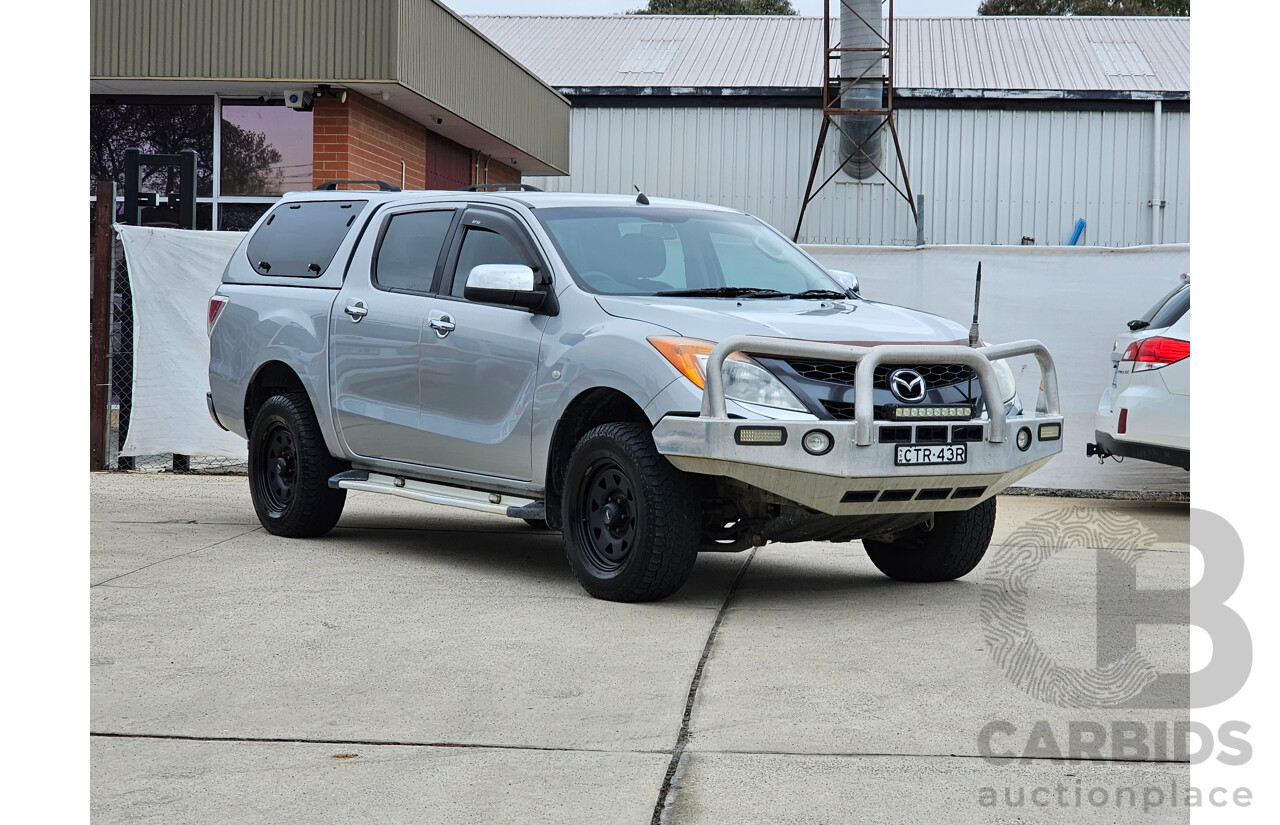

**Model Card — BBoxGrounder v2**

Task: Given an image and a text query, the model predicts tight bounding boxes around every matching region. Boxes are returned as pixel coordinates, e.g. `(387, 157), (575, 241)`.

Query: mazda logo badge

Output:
(889, 368), (927, 403)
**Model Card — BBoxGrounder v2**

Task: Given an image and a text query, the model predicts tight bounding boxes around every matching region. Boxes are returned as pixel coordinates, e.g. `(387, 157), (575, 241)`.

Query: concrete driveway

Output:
(91, 474), (1190, 823)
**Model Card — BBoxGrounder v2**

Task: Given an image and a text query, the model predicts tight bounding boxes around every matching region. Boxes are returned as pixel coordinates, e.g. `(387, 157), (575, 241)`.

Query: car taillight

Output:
(208, 295), (229, 336)
(1120, 336), (1189, 371)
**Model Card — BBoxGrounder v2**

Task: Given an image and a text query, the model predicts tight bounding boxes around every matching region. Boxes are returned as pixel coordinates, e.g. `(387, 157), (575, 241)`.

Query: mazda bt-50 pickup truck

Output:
(208, 190), (1063, 601)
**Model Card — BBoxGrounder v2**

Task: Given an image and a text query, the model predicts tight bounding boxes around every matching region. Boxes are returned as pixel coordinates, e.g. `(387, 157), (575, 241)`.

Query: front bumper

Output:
(651, 335), (1064, 516)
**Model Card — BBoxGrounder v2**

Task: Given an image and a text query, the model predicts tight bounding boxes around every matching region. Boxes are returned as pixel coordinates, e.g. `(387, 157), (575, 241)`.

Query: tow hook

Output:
(1085, 442), (1112, 464)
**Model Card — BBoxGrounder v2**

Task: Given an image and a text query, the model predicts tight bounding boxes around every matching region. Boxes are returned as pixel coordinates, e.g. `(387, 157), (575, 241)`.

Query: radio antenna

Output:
(634, 184), (650, 206)
(968, 261), (982, 347)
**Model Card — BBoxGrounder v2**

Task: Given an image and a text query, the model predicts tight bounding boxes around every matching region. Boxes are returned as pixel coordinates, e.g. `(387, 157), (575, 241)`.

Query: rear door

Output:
(415, 206), (549, 481)
(330, 203), (460, 464)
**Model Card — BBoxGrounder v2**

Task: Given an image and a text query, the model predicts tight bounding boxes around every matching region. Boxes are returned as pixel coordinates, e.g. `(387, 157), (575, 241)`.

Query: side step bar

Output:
(329, 470), (540, 518)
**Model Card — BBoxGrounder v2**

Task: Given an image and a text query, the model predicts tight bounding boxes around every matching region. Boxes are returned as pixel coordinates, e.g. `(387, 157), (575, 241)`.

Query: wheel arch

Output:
(542, 387), (651, 530)
(244, 360), (309, 429)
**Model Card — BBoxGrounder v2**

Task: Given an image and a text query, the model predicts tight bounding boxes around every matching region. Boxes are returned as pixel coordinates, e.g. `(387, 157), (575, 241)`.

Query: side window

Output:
(1147, 287), (1190, 330)
(374, 210), (455, 293)
(247, 200), (366, 277)
(451, 226), (527, 299)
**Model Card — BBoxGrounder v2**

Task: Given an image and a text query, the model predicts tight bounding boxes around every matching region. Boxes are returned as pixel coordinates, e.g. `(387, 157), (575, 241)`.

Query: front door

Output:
(416, 207), (548, 481)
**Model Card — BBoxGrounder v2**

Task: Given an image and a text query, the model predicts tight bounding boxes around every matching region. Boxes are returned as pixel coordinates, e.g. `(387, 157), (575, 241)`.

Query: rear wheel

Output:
(862, 498), (996, 582)
(562, 422), (700, 602)
(248, 393), (347, 537)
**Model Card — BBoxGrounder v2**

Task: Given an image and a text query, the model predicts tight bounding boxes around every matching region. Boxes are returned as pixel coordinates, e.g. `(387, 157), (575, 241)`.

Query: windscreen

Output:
(535, 207), (843, 297)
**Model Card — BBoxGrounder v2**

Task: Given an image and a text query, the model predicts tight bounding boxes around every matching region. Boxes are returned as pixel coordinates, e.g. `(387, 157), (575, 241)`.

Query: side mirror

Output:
(828, 269), (859, 297)
(464, 264), (546, 310)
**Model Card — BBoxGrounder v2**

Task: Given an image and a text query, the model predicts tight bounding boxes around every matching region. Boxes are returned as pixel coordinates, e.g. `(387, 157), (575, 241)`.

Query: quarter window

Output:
(375, 210), (455, 293)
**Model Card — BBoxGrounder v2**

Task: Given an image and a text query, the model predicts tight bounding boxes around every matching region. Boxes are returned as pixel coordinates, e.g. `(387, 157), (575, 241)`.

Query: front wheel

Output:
(862, 498), (996, 582)
(562, 422), (701, 602)
(248, 393), (347, 537)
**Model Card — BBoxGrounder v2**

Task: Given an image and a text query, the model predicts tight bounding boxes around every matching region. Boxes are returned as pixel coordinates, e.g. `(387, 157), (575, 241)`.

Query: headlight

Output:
(991, 358), (1018, 404)
(648, 336), (808, 413)
(980, 341), (1019, 404)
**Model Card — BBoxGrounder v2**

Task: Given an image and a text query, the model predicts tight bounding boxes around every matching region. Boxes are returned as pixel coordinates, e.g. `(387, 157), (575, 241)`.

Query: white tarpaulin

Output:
(116, 225), (248, 459)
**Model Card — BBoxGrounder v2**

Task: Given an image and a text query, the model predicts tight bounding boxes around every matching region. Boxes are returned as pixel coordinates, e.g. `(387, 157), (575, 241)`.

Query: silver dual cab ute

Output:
(208, 189), (1063, 601)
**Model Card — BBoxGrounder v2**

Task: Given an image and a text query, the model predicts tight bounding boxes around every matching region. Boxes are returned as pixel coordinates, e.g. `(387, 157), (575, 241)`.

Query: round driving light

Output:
(802, 429), (833, 456)
(1016, 427), (1032, 452)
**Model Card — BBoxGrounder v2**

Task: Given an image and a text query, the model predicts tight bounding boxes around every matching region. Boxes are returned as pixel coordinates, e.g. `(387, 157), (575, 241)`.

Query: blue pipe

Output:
(1068, 219), (1086, 246)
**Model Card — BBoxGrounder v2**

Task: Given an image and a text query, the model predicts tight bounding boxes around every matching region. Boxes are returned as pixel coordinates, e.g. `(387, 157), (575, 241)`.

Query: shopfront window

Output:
(89, 96), (315, 234)
(220, 103), (313, 196)
(89, 100), (214, 197)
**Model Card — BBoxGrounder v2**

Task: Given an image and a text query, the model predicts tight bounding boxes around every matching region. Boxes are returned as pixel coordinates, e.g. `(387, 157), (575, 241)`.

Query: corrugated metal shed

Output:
(523, 106), (1190, 248)
(465, 14), (1189, 97)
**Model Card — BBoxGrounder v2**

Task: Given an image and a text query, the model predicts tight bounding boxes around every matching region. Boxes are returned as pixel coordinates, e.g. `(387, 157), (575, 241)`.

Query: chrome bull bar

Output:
(699, 335), (1061, 444)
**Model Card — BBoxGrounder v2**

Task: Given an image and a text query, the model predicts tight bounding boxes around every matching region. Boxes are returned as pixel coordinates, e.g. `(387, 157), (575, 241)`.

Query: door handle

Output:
(344, 301), (369, 322)
(428, 313), (456, 337)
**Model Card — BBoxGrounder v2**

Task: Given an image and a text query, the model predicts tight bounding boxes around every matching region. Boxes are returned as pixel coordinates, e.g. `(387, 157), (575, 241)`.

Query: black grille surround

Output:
(758, 356), (983, 422)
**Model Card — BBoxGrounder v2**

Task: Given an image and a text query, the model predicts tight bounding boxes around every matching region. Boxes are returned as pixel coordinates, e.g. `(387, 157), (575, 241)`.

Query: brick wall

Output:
(314, 90), (486, 191)
(475, 155), (521, 187)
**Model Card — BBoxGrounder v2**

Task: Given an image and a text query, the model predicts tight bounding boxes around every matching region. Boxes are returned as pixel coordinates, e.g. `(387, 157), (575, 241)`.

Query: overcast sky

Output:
(445, 1), (981, 16)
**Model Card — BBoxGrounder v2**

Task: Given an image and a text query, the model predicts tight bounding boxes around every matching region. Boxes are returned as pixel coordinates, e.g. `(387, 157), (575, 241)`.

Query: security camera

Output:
(283, 91), (314, 111)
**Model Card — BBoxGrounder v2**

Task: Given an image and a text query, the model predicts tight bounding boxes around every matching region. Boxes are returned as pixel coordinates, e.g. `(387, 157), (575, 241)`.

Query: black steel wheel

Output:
(562, 422), (700, 602)
(578, 458), (638, 572)
(248, 393), (347, 537)
(862, 497), (996, 582)
(256, 422), (298, 513)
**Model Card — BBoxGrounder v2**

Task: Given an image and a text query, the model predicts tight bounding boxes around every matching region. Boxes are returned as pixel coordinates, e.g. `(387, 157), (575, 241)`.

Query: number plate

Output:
(895, 444), (968, 466)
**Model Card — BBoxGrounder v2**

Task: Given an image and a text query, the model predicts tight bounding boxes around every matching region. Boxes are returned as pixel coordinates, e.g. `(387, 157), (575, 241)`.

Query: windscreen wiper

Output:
(654, 287), (787, 298)
(785, 289), (850, 299)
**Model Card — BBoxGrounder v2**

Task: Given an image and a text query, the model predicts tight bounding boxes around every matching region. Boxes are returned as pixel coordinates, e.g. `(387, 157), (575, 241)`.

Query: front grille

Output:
(821, 399), (858, 420)
(787, 358), (859, 386)
(786, 359), (976, 391)
(873, 363), (976, 388)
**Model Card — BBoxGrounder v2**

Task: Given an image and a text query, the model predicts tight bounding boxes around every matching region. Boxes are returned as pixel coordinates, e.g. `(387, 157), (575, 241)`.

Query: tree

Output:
(220, 123), (284, 196)
(978, 1), (1189, 14)
(631, 0), (797, 14)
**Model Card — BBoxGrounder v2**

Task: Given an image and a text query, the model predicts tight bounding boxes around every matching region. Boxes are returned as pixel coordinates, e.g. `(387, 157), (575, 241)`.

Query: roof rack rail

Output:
(459, 183), (543, 192)
(316, 180), (401, 191)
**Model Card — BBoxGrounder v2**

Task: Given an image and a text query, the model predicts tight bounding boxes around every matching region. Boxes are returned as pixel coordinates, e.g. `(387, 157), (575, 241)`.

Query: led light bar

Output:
(735, 426), (787, 445)
(1038, 423), (1062, 441)
(890, 405), (974, 421)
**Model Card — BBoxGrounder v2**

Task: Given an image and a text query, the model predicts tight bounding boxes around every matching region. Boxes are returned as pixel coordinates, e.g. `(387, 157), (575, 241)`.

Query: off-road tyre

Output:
(562, 422), (701, 601)
(248, 393), (347, 537)
(862, 497), (996, 582)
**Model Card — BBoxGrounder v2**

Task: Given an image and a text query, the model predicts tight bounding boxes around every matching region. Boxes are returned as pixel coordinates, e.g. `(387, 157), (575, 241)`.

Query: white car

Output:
(1088, 280), (1190, 470)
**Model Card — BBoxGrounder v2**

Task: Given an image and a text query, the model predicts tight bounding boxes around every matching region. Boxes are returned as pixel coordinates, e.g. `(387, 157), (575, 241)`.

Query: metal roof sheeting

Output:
(894, 16), (1188, 93)
(465, 14), (1189, 96)
(465, 14), (822, 90)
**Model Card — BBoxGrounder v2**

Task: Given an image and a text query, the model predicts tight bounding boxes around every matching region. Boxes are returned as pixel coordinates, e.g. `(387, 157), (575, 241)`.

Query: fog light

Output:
(735, 426), (787, 445)
(1016, 427), (1032, 451)
(1038, 423), (1061, 441)
(802, 429), (833, 456)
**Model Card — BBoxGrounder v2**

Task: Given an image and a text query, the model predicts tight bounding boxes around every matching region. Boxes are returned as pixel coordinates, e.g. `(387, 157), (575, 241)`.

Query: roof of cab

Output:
(277, 189), (742, 213)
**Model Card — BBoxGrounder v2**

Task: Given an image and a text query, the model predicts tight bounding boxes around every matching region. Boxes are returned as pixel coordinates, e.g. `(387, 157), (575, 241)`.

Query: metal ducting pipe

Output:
(839, 0), (885, 180)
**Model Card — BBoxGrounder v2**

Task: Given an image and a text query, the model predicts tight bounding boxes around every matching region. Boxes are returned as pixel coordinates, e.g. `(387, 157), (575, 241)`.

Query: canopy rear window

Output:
(248, 200), (366, 278)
